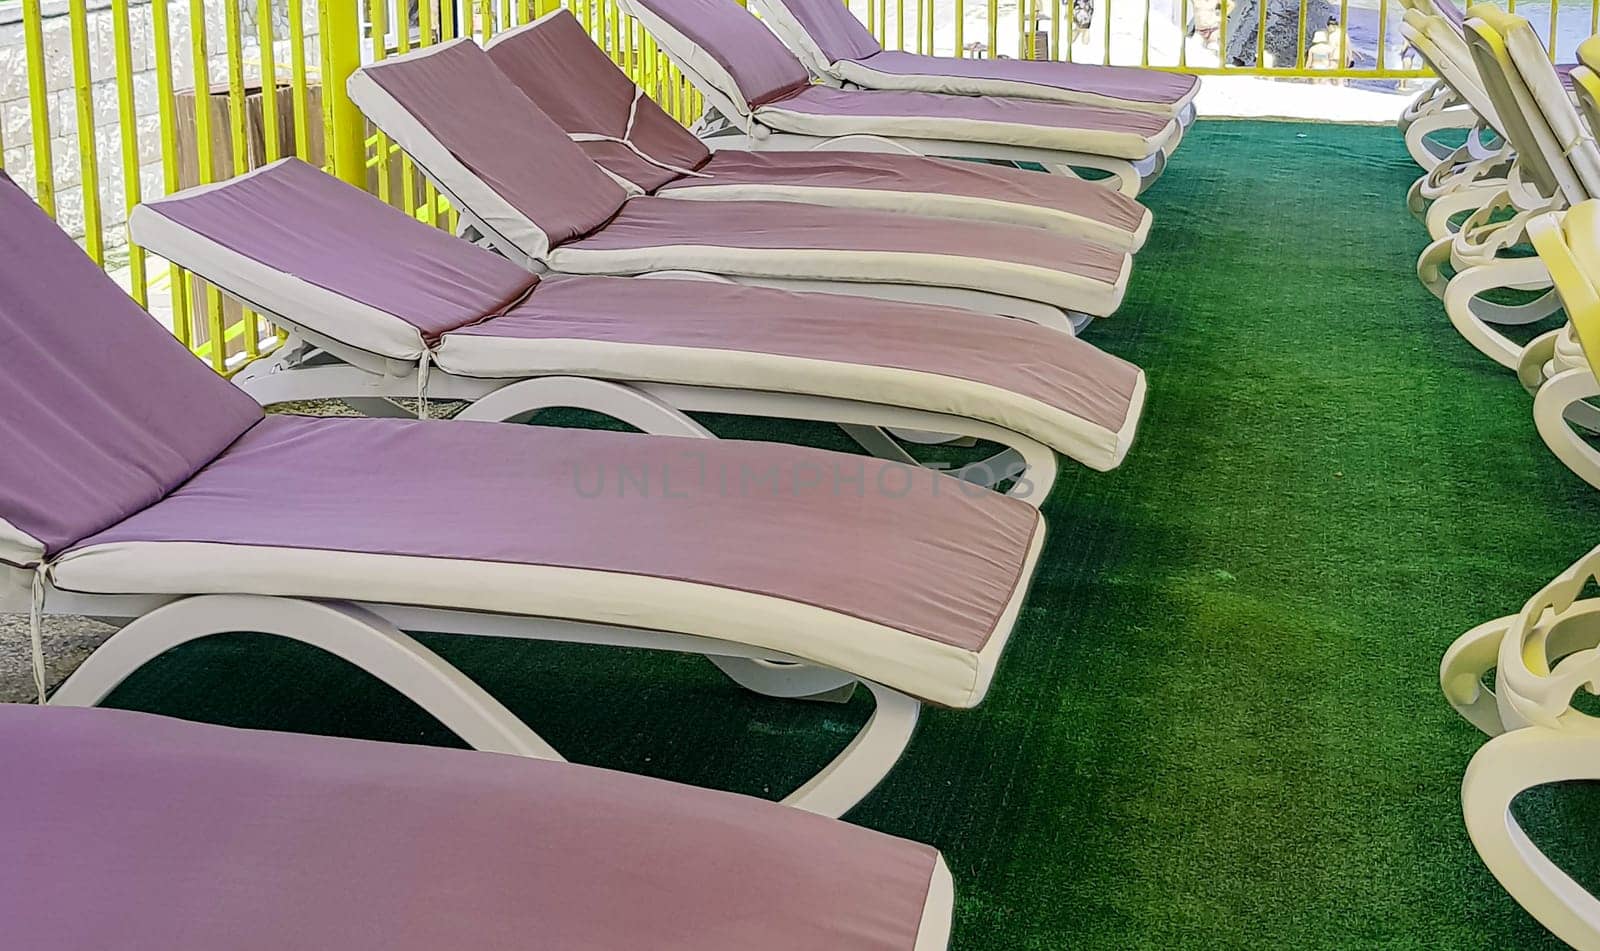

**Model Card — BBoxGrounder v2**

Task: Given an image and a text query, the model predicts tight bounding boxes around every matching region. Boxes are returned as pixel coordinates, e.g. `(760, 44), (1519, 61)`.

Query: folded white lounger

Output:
(1, 167), (1044, 818)
(1420, 7), (1600, 370)
(6, 705), (954, 950)
(129, 159), (1147, 497)
(749, 0), (1198, 124)
(483, 11), (1152, 251)
(1522, 202), (1600, 490)
(347, 39), (1135, 332)
(1438, 546), (1600, 951)
(614, 0), (1180, 195)
(1399, 4), (1517, 230)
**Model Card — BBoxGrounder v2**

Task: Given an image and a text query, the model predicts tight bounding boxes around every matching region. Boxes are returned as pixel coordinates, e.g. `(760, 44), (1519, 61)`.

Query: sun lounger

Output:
(483, 11), (1152, 251)
(1417, 7), (1599, 370)
(748, 0), (1198, 125)
(0, 167), (1045, 818)
(4, 705), (955, 950)
(1438, 545), (1600, 950)
(612, 0), (1179, 195)
(128, 159), (1147, 495)
(347, 39), (1134, 331)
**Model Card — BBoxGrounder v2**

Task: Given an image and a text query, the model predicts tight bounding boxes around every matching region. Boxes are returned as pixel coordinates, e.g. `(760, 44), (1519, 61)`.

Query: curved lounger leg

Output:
(708, 656), (859, 702)
(1425, 185), (1510, 241)
(1418, 234), (1457, 301)
(1517, 329), (1564, 395)
(781, 681), (920, 817)
(1043, 157), (1143, 197)
(1463, 727), (1600, 950)
(453, 375), (714, 437)
(1535, 369), (1600, 490)
(1441, 600), (1600, 736)
(1405, 108), (1481, 172)
(49, 594), (562, 759)
(1442, 614), (1516, 736)
(1443, 259), (1558, 369)
(53, 595), (922, 817)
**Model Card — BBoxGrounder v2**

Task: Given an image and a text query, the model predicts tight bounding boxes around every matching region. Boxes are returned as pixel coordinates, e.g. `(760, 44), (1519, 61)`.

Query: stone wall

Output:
(0, 0), (321, 242)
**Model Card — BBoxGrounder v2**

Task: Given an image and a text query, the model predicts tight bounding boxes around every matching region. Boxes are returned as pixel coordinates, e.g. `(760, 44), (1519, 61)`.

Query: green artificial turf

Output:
(100, 120), (1600, 948)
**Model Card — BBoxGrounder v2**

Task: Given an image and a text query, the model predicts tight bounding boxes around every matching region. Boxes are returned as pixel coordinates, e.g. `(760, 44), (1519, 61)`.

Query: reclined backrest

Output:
(131, 159), (540, 360)
(620, 0), (815, 117)
(1464, 7), (1578, 202)
(348, 39), (631, 265)
(0, 171), (263, 567)
(748, 0), (881, 76)
(1529, 202), (1600, 376)
(1401, 10), (1502, 129)
(1491, 9), (1600, 200)
(485, 11), (712, 193)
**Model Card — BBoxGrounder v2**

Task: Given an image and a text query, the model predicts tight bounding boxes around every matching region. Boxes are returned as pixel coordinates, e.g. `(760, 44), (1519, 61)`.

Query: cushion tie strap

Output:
(28, 565), (47, 704)
(568, 88), (712, 180)
(416, 349), (433, 421)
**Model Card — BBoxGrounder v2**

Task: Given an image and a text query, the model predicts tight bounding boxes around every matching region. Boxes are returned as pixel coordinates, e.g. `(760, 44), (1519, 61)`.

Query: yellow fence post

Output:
(323, 2), (368, 187)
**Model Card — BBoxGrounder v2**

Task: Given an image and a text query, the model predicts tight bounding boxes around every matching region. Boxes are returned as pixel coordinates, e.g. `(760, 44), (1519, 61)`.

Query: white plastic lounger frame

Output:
(612, 0), (1171, 197)
(345, 42), (1109, 335)
(7, 379), (1042, 822)
(1439, 545), (1600, 949)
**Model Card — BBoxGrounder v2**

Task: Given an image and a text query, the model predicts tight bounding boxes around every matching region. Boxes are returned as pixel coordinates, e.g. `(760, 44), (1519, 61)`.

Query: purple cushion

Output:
(359, 40), (630, 246)
(855, 50), (1201, 106)
(487, 11), (711, 193)
(145, 160), (538, 343)
(630, 0), (815, 106)
(69, 415), (1041, 652)
(768, 0), (883, 61)
(564, 194), (1129, 286)
(0, 170), (262, 562)
(661, 148), (1151, 235)
(2, 705), (944, 951)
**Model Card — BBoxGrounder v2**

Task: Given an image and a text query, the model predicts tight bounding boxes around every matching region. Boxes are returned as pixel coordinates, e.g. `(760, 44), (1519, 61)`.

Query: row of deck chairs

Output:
(1401, 4), (1600, 946)
(2, 5), (1203, 948)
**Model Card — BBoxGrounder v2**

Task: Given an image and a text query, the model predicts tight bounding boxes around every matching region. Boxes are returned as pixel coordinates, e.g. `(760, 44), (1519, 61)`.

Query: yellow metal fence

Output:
(0, 0), (1588, 374)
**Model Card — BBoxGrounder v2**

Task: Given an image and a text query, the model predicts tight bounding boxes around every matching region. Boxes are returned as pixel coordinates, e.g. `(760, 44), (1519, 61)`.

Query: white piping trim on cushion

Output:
(546, 244), (1128, 315)
(656, 180), (1147, 250)
(51, 540), (1025, 709)
(752, 100), (1167, 161)
(130, 197), (430, 362)
(348, 43), (557, 266)
(431, 335), (1140, 470)
(914, 854), (956, 951)
(831, 58), (1196, 117)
